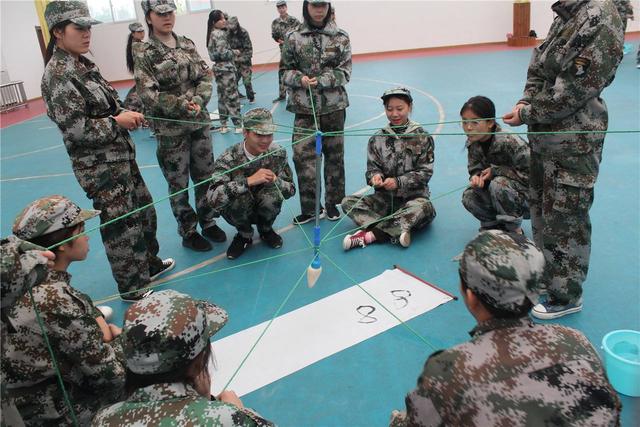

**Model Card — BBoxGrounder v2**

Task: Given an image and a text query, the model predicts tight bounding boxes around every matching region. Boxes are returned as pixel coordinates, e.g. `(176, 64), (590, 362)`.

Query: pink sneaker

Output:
(343, 230), (368, 251)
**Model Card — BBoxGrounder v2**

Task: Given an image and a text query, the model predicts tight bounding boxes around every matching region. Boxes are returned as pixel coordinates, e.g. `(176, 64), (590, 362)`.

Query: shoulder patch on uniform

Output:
(571, 57), (591, 77)
(337, 28), (350, 38)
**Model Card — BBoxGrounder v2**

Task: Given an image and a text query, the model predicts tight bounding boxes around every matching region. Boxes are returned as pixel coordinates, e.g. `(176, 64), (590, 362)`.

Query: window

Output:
(86, 0), (136, 24)
(174, 0), (214, 15)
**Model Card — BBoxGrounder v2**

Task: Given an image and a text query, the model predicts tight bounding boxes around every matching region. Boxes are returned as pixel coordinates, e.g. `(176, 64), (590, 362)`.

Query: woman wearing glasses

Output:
(460, 96), (530, 234)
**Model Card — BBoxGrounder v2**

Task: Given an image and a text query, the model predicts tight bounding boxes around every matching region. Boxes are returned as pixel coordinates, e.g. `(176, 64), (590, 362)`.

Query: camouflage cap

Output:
(141, 0), (177, 15)
(44, 1), (101, 29)
(276, 1), (287, 6)
(129, 22), (144, 32)
(227, 16), (239, 30)
(12, 195), (100, 241)
(244, 108), (277, 135)
(459, 230), (545, 312)
(122, 289), (228, 374)
(307, 0), (329, 4)
(381, 87), (413, 103)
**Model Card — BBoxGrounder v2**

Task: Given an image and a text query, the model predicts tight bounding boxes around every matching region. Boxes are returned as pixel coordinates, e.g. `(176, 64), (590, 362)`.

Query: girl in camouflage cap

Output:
(122, 22), (146, 114)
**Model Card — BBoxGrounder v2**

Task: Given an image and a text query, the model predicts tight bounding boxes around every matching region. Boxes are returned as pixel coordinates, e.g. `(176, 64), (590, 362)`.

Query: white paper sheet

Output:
(210, 268), (454, 396)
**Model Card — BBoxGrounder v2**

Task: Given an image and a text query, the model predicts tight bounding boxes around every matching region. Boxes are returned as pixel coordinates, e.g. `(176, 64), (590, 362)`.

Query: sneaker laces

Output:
(346, 231), (367, 249)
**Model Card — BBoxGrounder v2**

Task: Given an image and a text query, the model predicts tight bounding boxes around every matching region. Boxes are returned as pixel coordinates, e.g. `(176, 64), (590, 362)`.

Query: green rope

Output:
(323, 129), (640, 138)
(320, 251), (439, 351)
(143, 114), (317, 133)
(221, 265), (308, 392)
(321, 185), (373, 243)
(307, 86), (321, 133)
(273, 180), (314, 248)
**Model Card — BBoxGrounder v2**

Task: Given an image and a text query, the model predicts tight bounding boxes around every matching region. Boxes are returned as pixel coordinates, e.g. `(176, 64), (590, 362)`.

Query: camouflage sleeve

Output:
(186, 40), (213, 108)
(271, 20), (280, 42)
(208, 31), (234, 63)
(46, 75), (120, 148)
(1, 237), (49, 309)
(274, 152), (296, 199)
(365, 135), (385, 184)
(397, 133), (434, 191)
(519, 20), (561, 104)
(133, 48), (191, 117)
(467, 145), (484, 177)
(207, 152), (250, 210)
(317, 33), (352, 89)
(519, 16), (623, 124)
(43, 293), (125, 399)
(241, 29), (253, 58)
(491, 135), (530, 183)
(281, 34), (304, 88)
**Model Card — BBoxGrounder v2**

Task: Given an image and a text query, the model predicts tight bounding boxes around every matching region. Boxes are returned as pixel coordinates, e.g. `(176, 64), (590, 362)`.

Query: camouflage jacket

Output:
(366, 121), (434, 200)
(41, 48), (135, 170)
(134, 33), (213, 137)
(466, 125), (530, 189)
(92, 382), (274, 426)
(207, 142), (295, 212)
(2, 270), (125, 425)
(0, 236), (49, 310)
(208, 28), (237, 73)
(281, 21), (351, 115)
(613, 0), (634, 19)
(518, 0), (623, 155)
(271, 15), (300, 46)
(228, 26), (253, 65)
(391, 317), (621, 427)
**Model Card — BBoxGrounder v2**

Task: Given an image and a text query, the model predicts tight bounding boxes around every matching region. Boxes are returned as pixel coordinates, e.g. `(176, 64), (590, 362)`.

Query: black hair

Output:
(125, 33), (135, 74)
(460, 95), (497, 131)
(302, 1), (332, 28)
(383, 94), (413, 107)
(144, 11), (154, 36)
(459, 271), (533, 319)
(45, 20), (72, 65)
(28, 223), (82, 254)
(125, 343), (212, 396)
(206, 10), (225, 47)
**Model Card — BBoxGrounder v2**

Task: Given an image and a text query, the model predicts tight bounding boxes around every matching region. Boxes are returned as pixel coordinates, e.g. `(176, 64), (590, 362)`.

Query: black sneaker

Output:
(121, 289), (154, 302)
(293, 208), (327, 225)
(149, 258), (176, 281)
(202, 225), (227, 242)
(325, 205), (341, 221)
(227, 234), (253, 259)
(260, 229), (283, 249)
(272, 96), (286, 103)
(238, 92), (247, 99)
(182, 232), (212, 252)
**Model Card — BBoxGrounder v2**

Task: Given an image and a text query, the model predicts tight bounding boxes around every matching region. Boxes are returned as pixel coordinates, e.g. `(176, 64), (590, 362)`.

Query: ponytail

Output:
(126, 33), (135, 74)
(44, 20), (72, 65)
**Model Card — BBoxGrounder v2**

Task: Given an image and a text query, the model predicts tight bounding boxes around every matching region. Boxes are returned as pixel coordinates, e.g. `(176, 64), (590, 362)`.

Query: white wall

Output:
(2, 0), (639, 100)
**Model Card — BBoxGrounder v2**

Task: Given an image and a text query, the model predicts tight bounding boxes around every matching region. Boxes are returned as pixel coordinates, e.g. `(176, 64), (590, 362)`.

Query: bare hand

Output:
(470, 174), (484, 189)
(187, 102), (201, 114)
(96, 316), (113, 343)
(217, 390), (244, 408)
(382, 177), (398, 191)
(370, 174), (384, 188)
(114, 111), (144, 131)
(502, 104), (524, 126)
(479, 167), (492, 182)
(301, 76), (318, 89)
(108, 324), (122, 338)
(277, 39), (284, 45)
(247, 168), (276, 186)
(40, 250), (55, 268)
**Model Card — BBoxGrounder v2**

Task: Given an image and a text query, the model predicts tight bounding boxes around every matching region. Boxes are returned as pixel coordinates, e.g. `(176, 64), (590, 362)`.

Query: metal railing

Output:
(1, 81), (28, 113)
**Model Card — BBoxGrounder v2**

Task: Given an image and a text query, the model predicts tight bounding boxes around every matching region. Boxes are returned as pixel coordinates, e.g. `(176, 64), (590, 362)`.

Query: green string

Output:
(321, 185), (373, 243)
(307, 86), (321, 133)
(323, 129), (640, 138)
(320, 251), (439, 351)
(273, 180), (314, 248)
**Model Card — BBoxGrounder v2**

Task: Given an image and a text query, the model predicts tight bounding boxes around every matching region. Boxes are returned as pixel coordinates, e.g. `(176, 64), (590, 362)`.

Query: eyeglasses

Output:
(460, 120), (483, 129)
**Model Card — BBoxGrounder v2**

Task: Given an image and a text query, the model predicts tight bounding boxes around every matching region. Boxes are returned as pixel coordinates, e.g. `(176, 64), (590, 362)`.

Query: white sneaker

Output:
(150, 258), (176, 281)
(234, 127), (243, 134)
(220, 126), (229, 134)
(399, 231), (411, 248)
(96, 305), (113, 321)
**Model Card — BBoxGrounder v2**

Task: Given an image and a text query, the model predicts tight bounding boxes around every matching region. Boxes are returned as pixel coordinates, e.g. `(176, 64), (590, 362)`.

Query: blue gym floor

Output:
(1, 43), (639, 426)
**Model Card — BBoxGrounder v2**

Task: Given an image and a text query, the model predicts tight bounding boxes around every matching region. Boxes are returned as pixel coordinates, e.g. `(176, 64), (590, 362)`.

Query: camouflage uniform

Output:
(208, 28), (242, 127)
(271, 13), (300, 99)
(207, 110), (295, 238)
(390, 230), (622, 426)
(342, 120), (436, 242)
(282, 20), (351, 214)
(613, 0), (634, 32)
(517, 0), (624, 305)
(227, 17), (255, 101)
(41, 47), (164, 298)
(92, 290), (274, 426)
(135, 32), (219, 238)
(462, 125), (530, 232)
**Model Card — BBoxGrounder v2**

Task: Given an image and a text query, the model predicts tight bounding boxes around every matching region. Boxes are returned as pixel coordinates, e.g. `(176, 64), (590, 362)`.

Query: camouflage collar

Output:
(149, 32), (182, 50)
(382, 119), (421, 138)
(52, 46), (96, 70)
(469, 317), (533, 338)
(551, 0), (587, 21)
(299, 20), (338, 36)
(127, 382), (198, 403)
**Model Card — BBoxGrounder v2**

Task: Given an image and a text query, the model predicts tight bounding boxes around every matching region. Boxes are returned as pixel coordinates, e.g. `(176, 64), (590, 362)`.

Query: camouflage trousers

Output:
(214, 68), (241, 127)
(462, 176), (529, 231)
(278, 56), (286, 98)
(235, 61), (255, 100)
(530, 145), (602, 304)
(74, 160), (163, 298)
(123, 85), (143, 113)
(292, 110), (346, 215)
(342, 192), (436, 242)
(156, 127), (217, 238)
(219, 186), (284, 238)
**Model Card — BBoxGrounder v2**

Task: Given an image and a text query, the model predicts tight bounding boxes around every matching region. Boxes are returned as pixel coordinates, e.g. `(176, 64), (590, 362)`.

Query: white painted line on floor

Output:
(1, 164), (159, 182)
(1, 144), (62, 161)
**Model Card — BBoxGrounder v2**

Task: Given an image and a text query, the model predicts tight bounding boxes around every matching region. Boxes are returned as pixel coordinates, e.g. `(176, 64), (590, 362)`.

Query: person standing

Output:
(503, 0), (624, 319)
(282, 0), (351, 224)
(271, 1), (300, 103)
(227, 16), (256, 104)
(123, 22), (146, 113)
(40, 0), (173, 302)
(136, 0), (226, 252)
